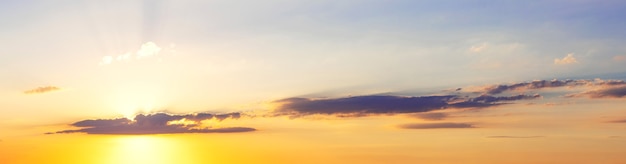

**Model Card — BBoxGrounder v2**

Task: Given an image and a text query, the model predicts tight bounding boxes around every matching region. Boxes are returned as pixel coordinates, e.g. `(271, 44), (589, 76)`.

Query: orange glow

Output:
(167, 118), (197, 126)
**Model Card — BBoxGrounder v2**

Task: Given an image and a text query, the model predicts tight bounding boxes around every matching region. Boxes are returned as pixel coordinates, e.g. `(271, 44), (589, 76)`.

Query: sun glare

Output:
(112, 94), (161, 119)
(105, 136), (197, 164)
(167, 118), (198, 126)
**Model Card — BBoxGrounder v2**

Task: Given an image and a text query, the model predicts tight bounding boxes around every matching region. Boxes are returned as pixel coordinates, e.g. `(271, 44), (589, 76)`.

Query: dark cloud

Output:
(481, 79), (626, 95)
(569, 85), (626, 98)
(274, 94), (541, 117)
(275, 95), (454, 116)
(486, 136), (544, 138)
(411, 112), (448, 120)
(24, 86), (60, 94)
(398, 123), (475, 129)
(54, 126), (255, 135)
(72, 118), (131, 127)
(49, 112), (255, 135)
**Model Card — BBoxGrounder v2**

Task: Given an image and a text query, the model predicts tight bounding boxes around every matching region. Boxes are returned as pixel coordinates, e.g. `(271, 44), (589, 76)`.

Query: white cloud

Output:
(554, 53), (578, 65)
(99, 56), (113, 65)
(116, 52), (132, 61)
(136, 42), (162, 59)
(469, 43), (488, 52)
(99, 42), (163, 66)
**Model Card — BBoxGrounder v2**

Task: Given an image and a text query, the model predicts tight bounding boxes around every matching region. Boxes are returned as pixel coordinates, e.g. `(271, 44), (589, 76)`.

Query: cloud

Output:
(469, 43), (488, 52)
(568, 85), (626, 98)
(274, 94), (540, 117)
(480, 79), (626, 95)
(465, 94), (541, 104)
(607, 118), (626, 123)
(24, 86), (60, 94)
(398, 123), (475, 129)
(486, 136), (544, 138)
(554, 53), (578, 65)
(99, 42), (163, 65)
(448, 94), (540, 108)
(99, 56), (113, 65)
(483, 79), (583, 94)
(136, 42), (162, 58)
(72, 118), (131, 127)
(410, 112), (448, 120)
(49, 112), (254, 135)
(274, 95), (454, 116)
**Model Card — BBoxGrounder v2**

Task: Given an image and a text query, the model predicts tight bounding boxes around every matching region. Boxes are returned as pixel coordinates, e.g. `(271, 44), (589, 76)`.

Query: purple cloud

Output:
(569, 85), (626, 98)
(481, 79), (625, 95)
(274, 94), (541, 117)
(49, 112), (254, 135)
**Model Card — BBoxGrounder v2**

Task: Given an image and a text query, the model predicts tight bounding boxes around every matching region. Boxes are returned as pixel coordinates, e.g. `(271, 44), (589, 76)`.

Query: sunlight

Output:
(168, 118), (198, 126)
(111, 91), (162, 119)
(109, 136), (166, 164)
(105, 136), (196, 164)
(115, 102), (155, 120)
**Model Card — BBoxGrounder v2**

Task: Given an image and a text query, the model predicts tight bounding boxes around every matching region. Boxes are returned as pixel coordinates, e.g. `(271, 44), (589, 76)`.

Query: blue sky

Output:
(1, 0), (626, 121)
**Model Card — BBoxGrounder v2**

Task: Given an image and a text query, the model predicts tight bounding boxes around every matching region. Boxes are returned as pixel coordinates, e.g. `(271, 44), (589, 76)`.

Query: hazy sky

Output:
(1, 1), (626, 164)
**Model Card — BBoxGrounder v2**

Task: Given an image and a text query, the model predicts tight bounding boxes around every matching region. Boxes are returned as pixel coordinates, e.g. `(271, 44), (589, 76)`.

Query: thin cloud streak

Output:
(24, 86), (60, 94)
(607, 119), (626, 123)
(398, 123), (476, 129)
(410, 112), (448, 121)
(567, 85), (626, 98)
(479, 79), (626, 95)
(486, 136), (544, 138)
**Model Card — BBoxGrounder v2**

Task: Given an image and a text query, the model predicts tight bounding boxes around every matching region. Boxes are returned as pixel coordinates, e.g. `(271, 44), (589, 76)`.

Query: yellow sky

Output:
(3, 99), (626, 163)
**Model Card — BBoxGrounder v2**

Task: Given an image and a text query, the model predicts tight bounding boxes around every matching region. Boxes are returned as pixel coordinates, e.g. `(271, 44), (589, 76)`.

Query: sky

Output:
(1, 0), (626, 164)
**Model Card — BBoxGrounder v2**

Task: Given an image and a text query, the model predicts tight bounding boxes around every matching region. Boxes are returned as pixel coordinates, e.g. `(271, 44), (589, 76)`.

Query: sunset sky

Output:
(2, 0), (626, 163)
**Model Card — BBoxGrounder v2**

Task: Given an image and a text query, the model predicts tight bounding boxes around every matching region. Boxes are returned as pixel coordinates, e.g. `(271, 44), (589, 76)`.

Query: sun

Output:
(111, 93), (162, 119)
(105, 136), (177, 164)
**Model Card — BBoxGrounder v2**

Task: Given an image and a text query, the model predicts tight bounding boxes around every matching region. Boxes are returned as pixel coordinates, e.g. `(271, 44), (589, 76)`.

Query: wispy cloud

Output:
(486, 136), (544, 138)
(567, 85), (626, 98)
(607, 118), (626, 123)
(469, 43), (488, 53)
(49, 112), (255, 135)
(554, 53), (578, 65)
(24, 86), (60, 94)
(478, 79), (625, 95)
(398, 123), (475, 129)
(410, 112), (449, 121)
